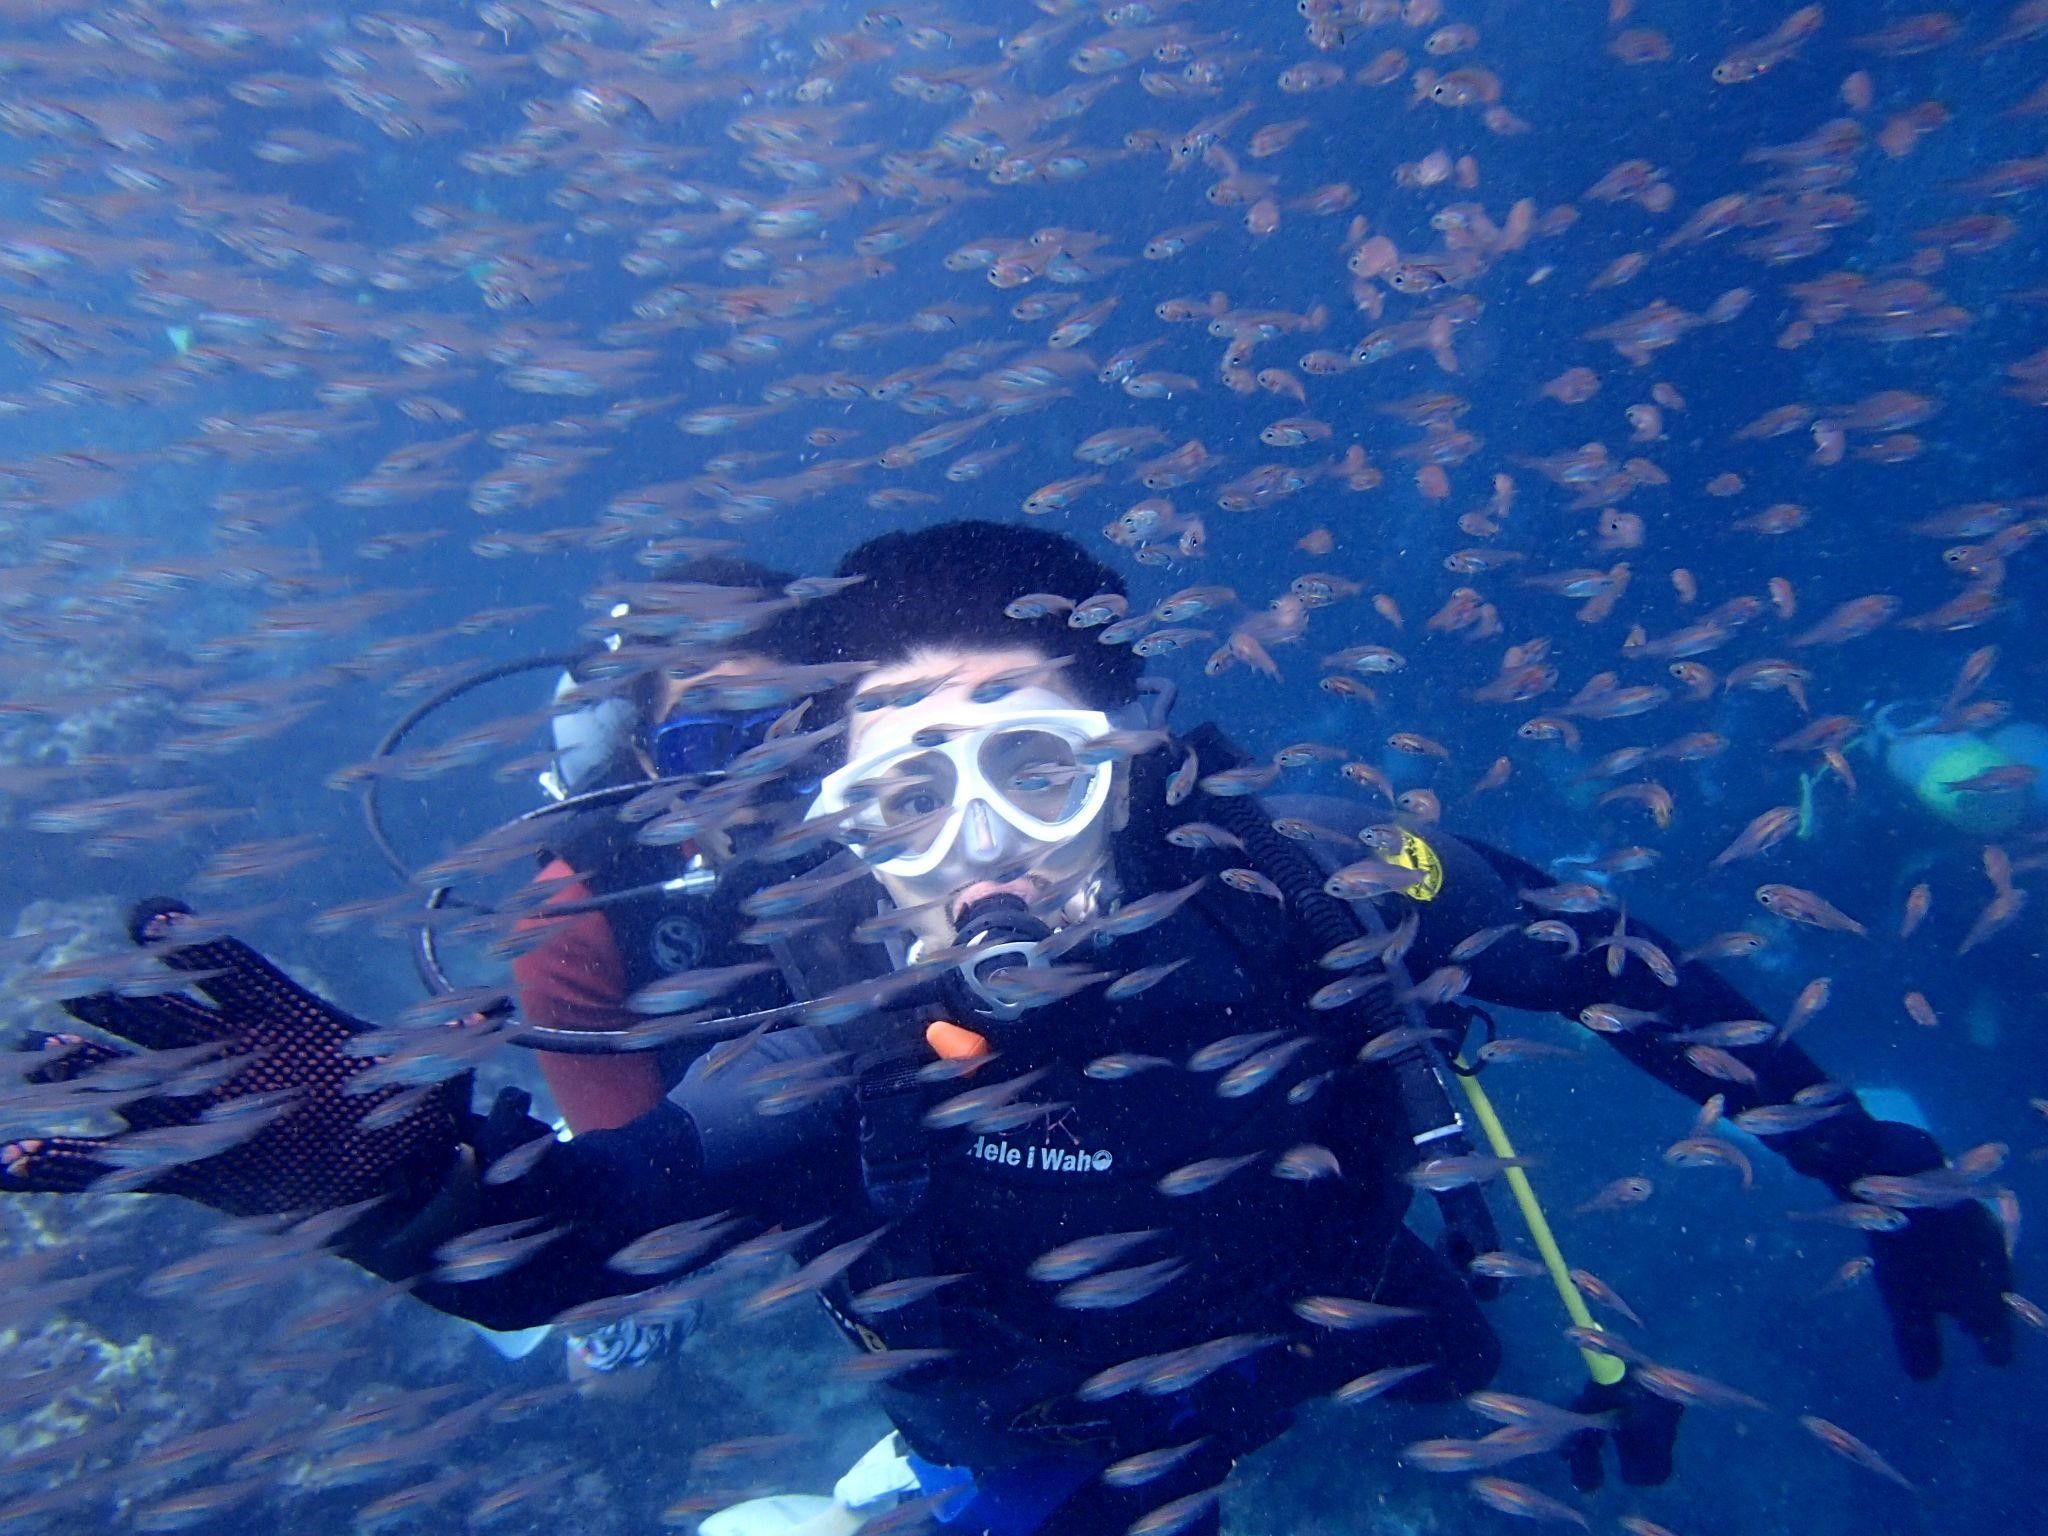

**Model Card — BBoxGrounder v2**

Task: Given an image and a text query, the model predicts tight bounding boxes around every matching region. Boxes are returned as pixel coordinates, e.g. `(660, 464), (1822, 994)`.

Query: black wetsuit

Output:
(375, 726), (1903, 1535)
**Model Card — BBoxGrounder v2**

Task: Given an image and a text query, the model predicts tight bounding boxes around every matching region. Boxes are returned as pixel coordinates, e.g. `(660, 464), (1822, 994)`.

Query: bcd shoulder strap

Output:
(1176, 722), (1502, 1281)
(856, 1049), (933, 1223)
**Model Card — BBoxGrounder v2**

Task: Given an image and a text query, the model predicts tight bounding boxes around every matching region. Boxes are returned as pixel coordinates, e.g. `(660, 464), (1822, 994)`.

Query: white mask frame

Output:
(810, 692), (1118, 881)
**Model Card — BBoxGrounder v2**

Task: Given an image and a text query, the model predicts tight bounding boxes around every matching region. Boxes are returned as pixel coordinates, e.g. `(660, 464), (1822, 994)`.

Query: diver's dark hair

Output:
(603, 556), (807, 722)
(662, 555), (811, 661)
(816, 520), (1142, 708)
(658, 555), (791, 593)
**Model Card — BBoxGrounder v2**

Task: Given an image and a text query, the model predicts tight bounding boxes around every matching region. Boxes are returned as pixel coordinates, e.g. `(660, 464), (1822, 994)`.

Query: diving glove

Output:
(1852, 1120), (2015, 1381)
(0, 897), (469, 1220)
(1561, 1371), (1682, 1490)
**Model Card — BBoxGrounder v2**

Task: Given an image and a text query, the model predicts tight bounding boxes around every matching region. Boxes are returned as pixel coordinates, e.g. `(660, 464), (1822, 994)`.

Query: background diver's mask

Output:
(648, 704), (782, 780)
(808, 687), (1122, 938)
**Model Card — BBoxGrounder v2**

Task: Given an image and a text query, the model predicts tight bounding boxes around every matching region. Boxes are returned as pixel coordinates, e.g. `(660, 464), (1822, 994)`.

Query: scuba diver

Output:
(1867, 699), (2047, 842)
(1804, 692), (2048, 1059)
(512, 557), (827, 1133)
(1, 522), (2017, 1536)
(372, 555), (843, 1390)
(510, 556), (842, 1390)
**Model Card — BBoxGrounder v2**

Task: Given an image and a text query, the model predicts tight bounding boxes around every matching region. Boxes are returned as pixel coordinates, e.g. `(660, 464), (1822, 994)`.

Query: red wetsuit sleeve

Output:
(512, 858), (666, 1133)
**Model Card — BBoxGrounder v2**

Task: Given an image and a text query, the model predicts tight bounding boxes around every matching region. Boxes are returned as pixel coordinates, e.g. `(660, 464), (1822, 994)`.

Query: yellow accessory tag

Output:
(1384, 830), (1444, 901)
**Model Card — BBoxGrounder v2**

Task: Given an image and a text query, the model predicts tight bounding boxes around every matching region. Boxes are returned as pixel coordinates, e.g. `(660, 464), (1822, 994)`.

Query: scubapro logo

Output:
(649, 914), (706, 974)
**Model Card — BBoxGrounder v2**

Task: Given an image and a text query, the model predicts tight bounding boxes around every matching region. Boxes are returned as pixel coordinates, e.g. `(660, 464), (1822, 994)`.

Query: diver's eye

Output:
(869, 752), (954, 828)
(885, 785), (946, 820)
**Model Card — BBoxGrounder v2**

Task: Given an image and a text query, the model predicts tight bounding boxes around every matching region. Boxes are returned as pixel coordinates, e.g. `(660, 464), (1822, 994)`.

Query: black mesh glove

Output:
(1, 897), (467, 1220)
(1854, 1122), (2015, 1381)
(1562, 1372), (1681, 1491)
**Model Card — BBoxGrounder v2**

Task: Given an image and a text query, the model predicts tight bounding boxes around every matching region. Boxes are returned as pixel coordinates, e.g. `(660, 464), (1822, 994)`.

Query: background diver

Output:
(502, 557), (835, 1393)
(1, 521), (2017, 1536)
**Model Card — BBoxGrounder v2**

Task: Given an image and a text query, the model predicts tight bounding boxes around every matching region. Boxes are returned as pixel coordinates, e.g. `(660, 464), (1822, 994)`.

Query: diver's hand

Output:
(1844, 1120), (2015, 1380)
(1562, 1372), (1681, 1491)
(0, 898), (468, 1220)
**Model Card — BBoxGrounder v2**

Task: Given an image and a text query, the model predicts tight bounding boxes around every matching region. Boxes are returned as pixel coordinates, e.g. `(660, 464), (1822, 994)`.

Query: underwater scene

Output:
(0, 2), (2041, 1535)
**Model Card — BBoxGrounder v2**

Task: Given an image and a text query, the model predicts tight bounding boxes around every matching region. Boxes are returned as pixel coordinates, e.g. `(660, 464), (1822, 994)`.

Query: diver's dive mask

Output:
(808, 687), (1119, 891)
(811, 679), (1179, 1028)
(648, 704), (782, 780)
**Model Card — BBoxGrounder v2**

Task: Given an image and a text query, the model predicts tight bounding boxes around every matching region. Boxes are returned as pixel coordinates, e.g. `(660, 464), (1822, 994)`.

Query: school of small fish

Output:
(0, 1), (2041, 1534)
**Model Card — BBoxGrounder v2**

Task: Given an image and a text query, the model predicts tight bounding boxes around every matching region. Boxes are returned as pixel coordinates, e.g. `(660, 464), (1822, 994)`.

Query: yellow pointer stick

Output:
(1451, 1062), (1628, 1386)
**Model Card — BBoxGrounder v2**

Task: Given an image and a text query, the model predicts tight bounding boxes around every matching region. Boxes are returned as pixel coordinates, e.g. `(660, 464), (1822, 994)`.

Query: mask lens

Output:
(981, 728), (1093, 825)
(650, 709), (775, 778)
(858, 751), (956, 858)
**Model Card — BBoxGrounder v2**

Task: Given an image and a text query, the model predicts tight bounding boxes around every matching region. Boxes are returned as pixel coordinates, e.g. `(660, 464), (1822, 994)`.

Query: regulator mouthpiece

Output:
(947, 894), (1053, 1025)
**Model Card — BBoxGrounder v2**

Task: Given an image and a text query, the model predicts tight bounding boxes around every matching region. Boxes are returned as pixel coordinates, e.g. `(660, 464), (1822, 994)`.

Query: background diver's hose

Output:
(359, 652), (736, 996)
(362, 652), (581, 883)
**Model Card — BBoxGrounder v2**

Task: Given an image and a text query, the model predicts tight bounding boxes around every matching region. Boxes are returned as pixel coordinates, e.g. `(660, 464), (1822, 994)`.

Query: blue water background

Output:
(0, 2), (2039, 1533)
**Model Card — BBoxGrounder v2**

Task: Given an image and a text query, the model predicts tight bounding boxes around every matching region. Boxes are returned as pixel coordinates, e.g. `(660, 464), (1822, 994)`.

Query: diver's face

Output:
(837, 646), (1129, 949)
(647, 655), (774, 724)
(635, 655), (776, 781)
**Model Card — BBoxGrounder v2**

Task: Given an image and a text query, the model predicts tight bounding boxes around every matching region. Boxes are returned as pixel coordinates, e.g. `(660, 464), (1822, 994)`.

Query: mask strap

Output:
(1112, 678), (1176, 734)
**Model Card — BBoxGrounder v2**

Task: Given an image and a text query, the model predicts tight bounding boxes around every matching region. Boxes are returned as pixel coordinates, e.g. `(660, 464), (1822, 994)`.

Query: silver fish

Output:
(1028, 1229), (1164, 1284)
(1187, 1028), (1288, 1072)
(1156, 1153), (1262, 1197)
(1101, 1438), (1211, 1489)
(1055, 1257), (1187, 1310)
(1216, 1037), (1315, 1098)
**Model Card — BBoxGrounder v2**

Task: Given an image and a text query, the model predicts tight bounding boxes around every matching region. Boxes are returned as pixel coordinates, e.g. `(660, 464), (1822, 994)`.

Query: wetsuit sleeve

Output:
(407, 1102), (717, 1331)
(670, 1025), (860, 1174)
(1406, 831), (1909, 1193)
(512, 859), (667, 1132)
(358, 1071), (862, 1333)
